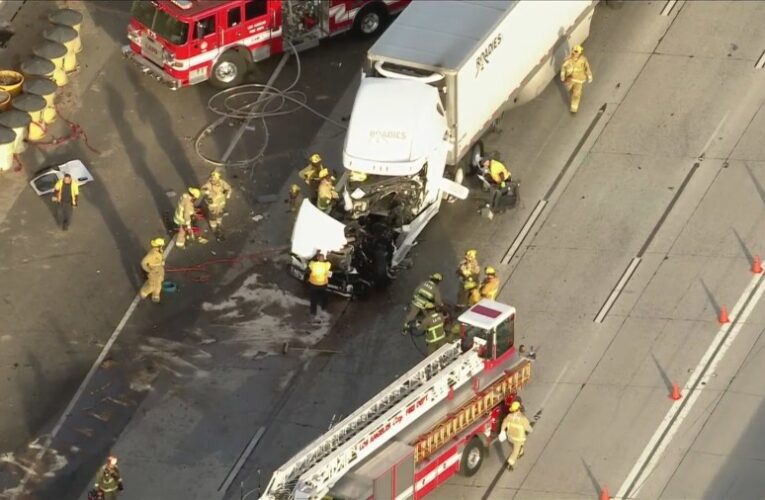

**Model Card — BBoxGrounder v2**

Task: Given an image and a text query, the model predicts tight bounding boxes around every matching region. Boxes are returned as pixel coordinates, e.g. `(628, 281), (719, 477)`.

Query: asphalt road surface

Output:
(2, 1), (765, 500)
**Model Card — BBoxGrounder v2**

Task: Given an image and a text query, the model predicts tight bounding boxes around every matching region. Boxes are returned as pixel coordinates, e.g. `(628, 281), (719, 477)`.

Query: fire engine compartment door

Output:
(330, 441), (414, 500)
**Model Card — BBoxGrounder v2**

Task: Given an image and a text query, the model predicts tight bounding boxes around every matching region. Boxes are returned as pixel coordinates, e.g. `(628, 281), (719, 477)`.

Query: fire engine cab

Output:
(261, 299), (532, 500)
(122, 0), (411, 89)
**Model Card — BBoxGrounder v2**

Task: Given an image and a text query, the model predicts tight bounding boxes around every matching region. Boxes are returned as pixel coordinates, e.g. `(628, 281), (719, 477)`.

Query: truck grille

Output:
(141, 35), (164, 67)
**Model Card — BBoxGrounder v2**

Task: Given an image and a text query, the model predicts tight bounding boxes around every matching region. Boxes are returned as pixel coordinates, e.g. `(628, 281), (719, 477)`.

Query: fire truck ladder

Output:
(415, 359), (532, 463)
(262, 341), (471, 499)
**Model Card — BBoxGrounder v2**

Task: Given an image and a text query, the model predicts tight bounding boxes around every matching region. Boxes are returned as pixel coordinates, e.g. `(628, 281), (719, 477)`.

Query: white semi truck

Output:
(290, 0), (597, 296)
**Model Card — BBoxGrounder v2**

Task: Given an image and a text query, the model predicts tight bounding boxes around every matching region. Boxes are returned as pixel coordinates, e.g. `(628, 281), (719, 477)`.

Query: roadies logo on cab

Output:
(475, 32), (503, 77)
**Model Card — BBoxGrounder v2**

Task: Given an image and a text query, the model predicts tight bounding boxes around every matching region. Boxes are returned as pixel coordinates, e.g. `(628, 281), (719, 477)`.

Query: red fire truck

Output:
(261, 299), (533, 500)
(122, 0), (411, 89)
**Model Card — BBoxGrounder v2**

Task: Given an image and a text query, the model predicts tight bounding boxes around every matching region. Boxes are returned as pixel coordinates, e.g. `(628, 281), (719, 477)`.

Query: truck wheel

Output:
(459, 437), (485, 477)
(354, 4), (387, 36)
(468, 141), (485, 173)
(210, 51), (247, 89)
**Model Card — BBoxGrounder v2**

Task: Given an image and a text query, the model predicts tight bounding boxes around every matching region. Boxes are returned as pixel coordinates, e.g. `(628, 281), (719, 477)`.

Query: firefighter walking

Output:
(174, 187), (201, 249)
(403, 273), (444, 333)
(307, 251), (332, 316)
(560, 44), (593, 113)
(480, 266), (499, 300)
(201, 170), (232, 241)
(93, 455), (123, 499)
(501, 401), (533, 470)
(457, 249), (480, 307)
(139, 238), (165, 304)
(53, 173), (79, 231)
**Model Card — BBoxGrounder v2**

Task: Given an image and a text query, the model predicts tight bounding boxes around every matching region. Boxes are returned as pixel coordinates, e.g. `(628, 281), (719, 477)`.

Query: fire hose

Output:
(165, 245), (289, 283)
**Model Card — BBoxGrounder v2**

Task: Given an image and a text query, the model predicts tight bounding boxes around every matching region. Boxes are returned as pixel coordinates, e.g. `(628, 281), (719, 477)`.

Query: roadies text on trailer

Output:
(260, 299), (534, 500)
(121, 0), (411, 89)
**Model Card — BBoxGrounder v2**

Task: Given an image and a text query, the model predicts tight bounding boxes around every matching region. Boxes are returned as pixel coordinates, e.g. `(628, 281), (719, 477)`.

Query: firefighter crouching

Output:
(501, 401), (534, 471)
(139, 238), (165, 304)
(560, 44), (593, 114)
(420, 309), (447, 354)
(480, 266), (499, 300)
(93, 455), (123, 499)
(402, 273), (444, 333)
(457, 249), (480, 308)
(174, 187), (201, 249)
(307, 251), (332, 316)
(480, 157), (512, 214)
(201, 170), (232, 241)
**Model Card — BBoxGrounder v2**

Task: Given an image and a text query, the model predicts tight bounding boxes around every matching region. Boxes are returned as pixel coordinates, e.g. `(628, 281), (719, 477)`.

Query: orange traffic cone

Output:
(600, 486), (610, 500)
(670, 382), (682, 401)
(719, 306), (730, 324)
(753, 255), (763, 274)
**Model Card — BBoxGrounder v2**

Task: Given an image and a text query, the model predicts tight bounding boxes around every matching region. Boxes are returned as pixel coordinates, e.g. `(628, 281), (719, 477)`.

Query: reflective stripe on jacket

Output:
(422, 311), (446, 344)
(411, 279), (441, 310)
(501, 412), (532, 443)
(561, 55), (592, 83)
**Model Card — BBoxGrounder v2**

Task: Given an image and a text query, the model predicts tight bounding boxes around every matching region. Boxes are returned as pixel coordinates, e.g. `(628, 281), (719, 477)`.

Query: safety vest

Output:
(423, 312), (446, 344)
(489, 160), (510, 185)
(502, 413), (530, 443)
(96, 465), (121, 492)
(561, 55), (592, 84)
(480, 276), (499, 300)
(308, 260), (331, 286)
(54, 178), (79, 203)
(174, 194), (194, 226)
(411, 280), (438, 310)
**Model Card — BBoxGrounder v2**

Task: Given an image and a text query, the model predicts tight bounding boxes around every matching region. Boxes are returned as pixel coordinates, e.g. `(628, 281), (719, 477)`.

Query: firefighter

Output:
(94, 455), (123, 499)
(480, 157), (511, 213)
(287, 183), (302, 213)
(420, 309), (446, 354)
(456, 249), (480, 307)
(560, 44), (593, 114)
(140, 238), (165, 304)
(299, 153), (326, 201)
(501, 401), (533, 471)
(466, 277), (481, 307)
(480, 266), (499, 300)
(316, 172), (339, 214)
(201, 170), (232, 241)
(402, 273), (444, 333)
(174, 187), (200, 249)
(53, 173), (79, 231)
(306, 251), (332, 316)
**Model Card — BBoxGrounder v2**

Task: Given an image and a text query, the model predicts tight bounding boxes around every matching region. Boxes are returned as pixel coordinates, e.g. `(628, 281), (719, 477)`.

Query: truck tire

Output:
(459, 437), (485, 477)
(370, 246), (391, 288)
(210, 51), (247, 89)
(353, 4), (387, 37)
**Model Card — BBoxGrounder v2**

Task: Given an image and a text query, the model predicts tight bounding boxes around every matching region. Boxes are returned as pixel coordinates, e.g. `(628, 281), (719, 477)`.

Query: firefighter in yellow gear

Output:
(501, 401), (533, 470)
(94, 455), (123, 499)
(307, 252), (332, 316)
(287, 183), (302, 212)
(403, 273), (444, 332)
(299, 153), (326, 201)
(481, 158), (512, 213)
(140, 238), (165, 304)
(201, 170), (232, 240)
(465, 277), (481, 307)
(560, 44), (593, 113)
(174, 188), (200, 249)
(456, 249), (480, 307)
(420, 309), (447, 354)
(480, 266), (499, 300)
(316, 174), (339, 214)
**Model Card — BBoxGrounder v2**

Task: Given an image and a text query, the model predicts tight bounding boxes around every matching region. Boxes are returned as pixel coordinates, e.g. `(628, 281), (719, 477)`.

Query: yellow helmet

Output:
(430, 272), (443, 282)
(485, 266), (496, 275)
(510, 401), (521, 412)
(210, 170), (221, 180)
(151, 237), (165, 248)
(290, 183), (301, 193)
(188, 187), (201, 198)
(350, 170), (368, 182)
(318, 168), (330, 179)
(107, 455), (118, 466)
(466, 249), (477, 259)
(310, 153), (322, 164)
(573, 45), (583, 54)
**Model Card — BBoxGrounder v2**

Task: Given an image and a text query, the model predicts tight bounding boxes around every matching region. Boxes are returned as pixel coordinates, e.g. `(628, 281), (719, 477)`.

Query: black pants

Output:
(490, 186), (509, 213)
(58, 203), (73, 229)
(309, 284), (328, 315)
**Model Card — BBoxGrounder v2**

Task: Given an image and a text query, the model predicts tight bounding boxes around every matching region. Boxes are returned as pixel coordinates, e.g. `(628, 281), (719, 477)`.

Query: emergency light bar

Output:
(171, 0), (192, 9)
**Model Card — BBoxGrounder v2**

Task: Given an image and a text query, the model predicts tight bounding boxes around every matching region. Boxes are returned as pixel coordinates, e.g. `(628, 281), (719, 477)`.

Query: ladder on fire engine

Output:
(415, 359), (532, 462)
(262, 341), (480, 499)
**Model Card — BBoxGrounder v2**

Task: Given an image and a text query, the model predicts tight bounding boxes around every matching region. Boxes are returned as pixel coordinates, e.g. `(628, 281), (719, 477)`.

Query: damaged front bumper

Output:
(121, 45), (182, 90)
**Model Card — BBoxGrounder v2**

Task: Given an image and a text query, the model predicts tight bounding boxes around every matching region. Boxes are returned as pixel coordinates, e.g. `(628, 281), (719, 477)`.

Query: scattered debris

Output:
(73, 428), (94, 438)
(100, 358), (116, 369)
(252, 214), (265, 222)
(104, 396), (133, 407)
(86, 410), (112, 423)
(165, 189), (177, 197)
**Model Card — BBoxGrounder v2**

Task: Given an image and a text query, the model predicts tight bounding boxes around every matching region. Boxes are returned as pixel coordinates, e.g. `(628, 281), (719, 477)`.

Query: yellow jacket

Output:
(561, 54), (593, 84)
(141, 248), (165, 279)
(489, 160), (510, 185)
(54, 178), (79, 204)
(480, 275), (499, 300)
(501, 411), (533, 443)
(308, 260), (331, 286)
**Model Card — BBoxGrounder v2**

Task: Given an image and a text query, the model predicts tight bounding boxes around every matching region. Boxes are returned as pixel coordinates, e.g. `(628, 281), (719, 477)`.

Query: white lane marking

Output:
(218, 426), (266, 495)
(595, 257), (642, 323)
(538, 361), (571, 411)
(500, 199), (547, 265)
(755, 50), (765, 70)
(16, 53), (292, 496)
(699, 112), (729, 157)
(660, 0), (677, 16)
(616, 272), (765, 499)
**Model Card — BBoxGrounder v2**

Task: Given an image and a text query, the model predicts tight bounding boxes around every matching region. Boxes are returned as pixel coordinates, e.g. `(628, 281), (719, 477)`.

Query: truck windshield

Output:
(130, 1), (189, 46)
(463, 319), (514, 360)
